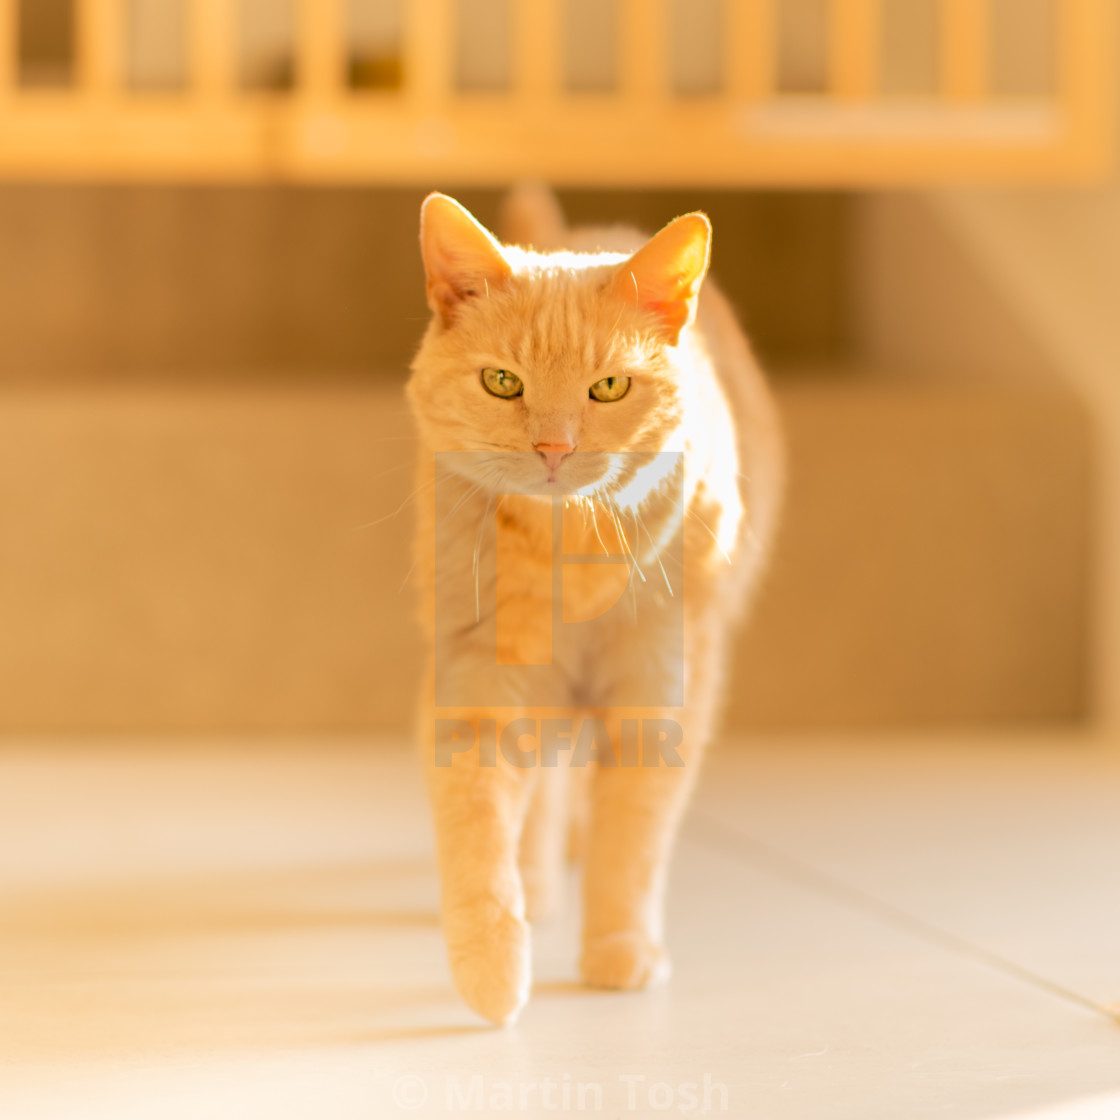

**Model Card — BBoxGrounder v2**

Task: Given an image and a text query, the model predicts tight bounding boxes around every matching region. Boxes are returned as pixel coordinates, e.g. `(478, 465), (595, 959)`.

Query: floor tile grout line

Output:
(686, 812), (1119, 1026)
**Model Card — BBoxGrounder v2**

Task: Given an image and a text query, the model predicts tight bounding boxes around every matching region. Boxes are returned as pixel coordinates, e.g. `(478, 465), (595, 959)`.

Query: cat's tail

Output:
(499, 181), (566, 250)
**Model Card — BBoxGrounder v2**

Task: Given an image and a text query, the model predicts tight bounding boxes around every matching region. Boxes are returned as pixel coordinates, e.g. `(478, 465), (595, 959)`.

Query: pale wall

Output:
(0, 377), (1089, 734)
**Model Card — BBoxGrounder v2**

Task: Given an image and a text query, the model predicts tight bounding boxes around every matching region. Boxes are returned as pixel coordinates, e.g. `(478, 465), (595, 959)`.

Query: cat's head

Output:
(407, 193), (711, 500)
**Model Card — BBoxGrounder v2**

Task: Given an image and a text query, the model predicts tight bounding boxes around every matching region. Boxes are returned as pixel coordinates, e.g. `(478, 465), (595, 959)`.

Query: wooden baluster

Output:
(513, 0), (557, 101)
(80, 0), (124, 97)
(1056, 0), (1116, 175)
(621, 0), (665, 106)
(0, 0), (15, 94)
(192, 0), (234, 101)
(942, 0), (987, 102)
(726, 0), (775, 102)
(299, 0), (342, 100)
(830, 0), (878, 100)
(404, 0), (451, 107)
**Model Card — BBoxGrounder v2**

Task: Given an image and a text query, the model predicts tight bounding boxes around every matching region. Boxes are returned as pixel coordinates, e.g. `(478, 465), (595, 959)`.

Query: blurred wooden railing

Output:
(0, 0), (1113, 184)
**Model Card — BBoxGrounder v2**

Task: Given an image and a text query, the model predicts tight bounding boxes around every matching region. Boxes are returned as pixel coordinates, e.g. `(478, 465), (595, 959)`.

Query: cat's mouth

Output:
(539, 473), (578, 493)
(503, 454), (610, 493)
(537, 455), (614, 494)
(450, 450), (618, 496)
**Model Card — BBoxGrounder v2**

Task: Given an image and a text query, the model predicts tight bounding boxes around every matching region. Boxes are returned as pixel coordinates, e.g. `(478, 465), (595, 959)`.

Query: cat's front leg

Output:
(424, 714), (536, 1025)
(580, 720), (698, 990)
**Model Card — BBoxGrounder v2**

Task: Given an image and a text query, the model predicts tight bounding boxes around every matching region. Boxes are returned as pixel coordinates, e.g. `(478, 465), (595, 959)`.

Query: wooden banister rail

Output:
(0, 0), (1110, 185)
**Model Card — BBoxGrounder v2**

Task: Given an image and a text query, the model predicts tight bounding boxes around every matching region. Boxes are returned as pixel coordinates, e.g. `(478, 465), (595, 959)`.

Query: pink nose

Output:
(535, 442), (574, 472)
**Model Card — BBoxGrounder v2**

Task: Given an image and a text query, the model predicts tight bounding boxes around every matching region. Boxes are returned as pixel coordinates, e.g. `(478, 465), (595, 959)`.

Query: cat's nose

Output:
(535, 442), (575, 472)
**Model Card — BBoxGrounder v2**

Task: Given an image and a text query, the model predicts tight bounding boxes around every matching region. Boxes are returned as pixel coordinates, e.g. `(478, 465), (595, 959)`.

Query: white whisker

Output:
(687, 508), (732, 565)
(439, 478), (488, 528)
(587, 492), (611, 556)
(633, 507), (673, 597)
(601, 491), (646, 585)
(396, 557), (418, 595)
(473, 491), (496, 622)
(354, 472), (445, 530)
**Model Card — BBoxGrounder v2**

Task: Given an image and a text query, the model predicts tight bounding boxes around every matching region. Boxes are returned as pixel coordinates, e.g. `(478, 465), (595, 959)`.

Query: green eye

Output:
(589, 375), (631, 402)
(481, 368), (524, 398)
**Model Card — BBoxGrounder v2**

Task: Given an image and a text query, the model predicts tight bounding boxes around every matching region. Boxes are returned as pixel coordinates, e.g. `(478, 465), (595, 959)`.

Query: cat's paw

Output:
(580, 931), (672, 990)
(446, 901), (531, 1025)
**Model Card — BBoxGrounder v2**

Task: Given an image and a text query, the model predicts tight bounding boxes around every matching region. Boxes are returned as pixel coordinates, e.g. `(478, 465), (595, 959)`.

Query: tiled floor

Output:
(1, 737), (1118, 1119)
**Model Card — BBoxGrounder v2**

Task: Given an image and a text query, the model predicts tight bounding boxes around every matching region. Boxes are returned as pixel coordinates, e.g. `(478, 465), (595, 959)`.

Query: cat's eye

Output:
(589, 375), (631, 402)
(481, 368), (524, 398)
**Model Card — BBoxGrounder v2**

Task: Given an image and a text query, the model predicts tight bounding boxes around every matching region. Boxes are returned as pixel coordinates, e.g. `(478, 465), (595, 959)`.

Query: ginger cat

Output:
(407, 186), (783, 1025)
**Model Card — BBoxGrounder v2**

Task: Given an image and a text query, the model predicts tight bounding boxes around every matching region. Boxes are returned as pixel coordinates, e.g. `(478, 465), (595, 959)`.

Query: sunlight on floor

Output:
(0, 736), (1117, 1118)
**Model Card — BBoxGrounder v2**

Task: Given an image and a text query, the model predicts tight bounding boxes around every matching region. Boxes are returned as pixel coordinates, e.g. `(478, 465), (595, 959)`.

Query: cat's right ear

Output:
(420, 193), (512, 327)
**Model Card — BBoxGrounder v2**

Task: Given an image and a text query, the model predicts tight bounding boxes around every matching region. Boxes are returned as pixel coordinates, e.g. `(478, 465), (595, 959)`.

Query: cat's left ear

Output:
(610, 213), (712, 345)
(420, 193), (513, 327)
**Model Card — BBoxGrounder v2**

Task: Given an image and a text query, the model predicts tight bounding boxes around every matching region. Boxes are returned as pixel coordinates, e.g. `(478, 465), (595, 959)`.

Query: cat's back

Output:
(567, 218), (784, 574)
(692, 275), (785, 558)
(501, 185), (784, 562)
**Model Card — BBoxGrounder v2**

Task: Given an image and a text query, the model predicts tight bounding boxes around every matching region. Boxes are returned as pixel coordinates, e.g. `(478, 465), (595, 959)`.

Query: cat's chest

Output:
(493, 495), (681, 622)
